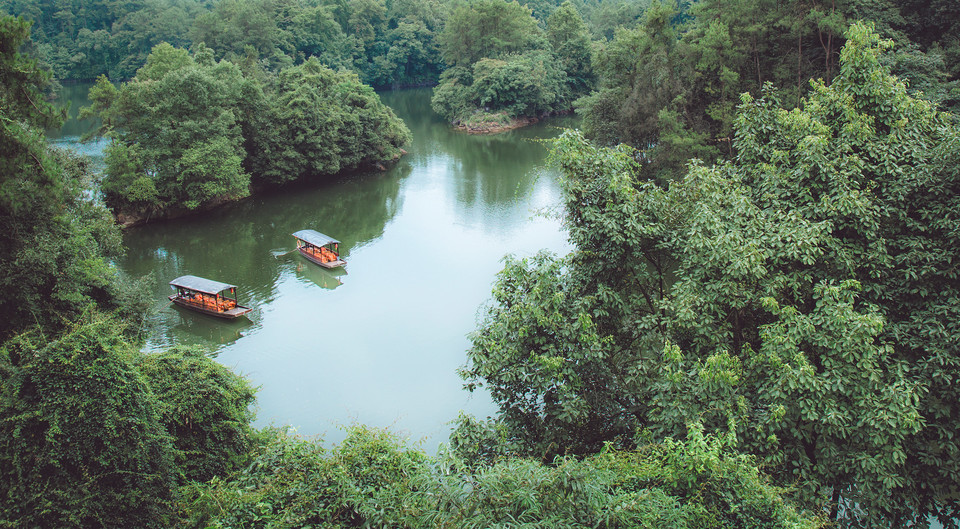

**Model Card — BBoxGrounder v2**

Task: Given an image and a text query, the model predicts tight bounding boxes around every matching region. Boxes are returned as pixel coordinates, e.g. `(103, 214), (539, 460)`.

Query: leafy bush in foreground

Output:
(184, 423), (822, 528)
(0, 316), (175, 528)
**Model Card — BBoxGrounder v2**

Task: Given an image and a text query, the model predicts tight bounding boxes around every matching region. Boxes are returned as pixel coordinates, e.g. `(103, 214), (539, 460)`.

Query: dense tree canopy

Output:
(430, 0), (596, 127)
(438, 0), (542, 67)
(137, 346), (257, 484)
(0, 316), (260, 528)
(576, 0), (960, 181)
(464, 23), (960, 526)
(1, 0), (447, 88)
(247, 57), (413, 186)
(0, 15), (124, 336)
(85, 43), (410, 223)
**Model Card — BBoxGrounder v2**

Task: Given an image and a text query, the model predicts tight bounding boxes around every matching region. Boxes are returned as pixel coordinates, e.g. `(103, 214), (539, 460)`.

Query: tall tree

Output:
(547, 1), (594, 99)
(86, 43), (251, 219)
(438, 0), (543, 67)
(465, 23), (960, 526)
(0, 15), (123, 336)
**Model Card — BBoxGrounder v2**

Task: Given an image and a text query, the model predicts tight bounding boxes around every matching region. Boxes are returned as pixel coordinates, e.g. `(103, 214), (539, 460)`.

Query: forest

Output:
(1, 0), (959, 526)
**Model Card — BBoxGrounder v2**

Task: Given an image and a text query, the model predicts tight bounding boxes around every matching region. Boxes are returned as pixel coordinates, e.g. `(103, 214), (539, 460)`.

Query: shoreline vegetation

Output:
(430, 1), (594, 136)
(111, 150), (408, 228)
(452, 109), (574, 134)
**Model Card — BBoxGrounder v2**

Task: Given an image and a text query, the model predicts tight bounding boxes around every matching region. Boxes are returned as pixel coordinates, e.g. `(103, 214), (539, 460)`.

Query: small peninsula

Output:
(84, 44), (410, 227)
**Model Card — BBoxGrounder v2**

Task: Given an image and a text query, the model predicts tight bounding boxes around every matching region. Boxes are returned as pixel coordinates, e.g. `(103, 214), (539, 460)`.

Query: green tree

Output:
(184, 424), (823, 528)
(575, 1), (716, 181)
(189, 0), (290, 67)
(248, 57), (411, 186)
(546, 1), (594, 99)
(465, 23), (960, 526)
(431, 0), (580, 125)
(438, 0), (543, 67)
(0, 15), (124, 336)
(85, 43), (251, 219)
(575, 0), (860, 180)
(471, 50), (569, 117)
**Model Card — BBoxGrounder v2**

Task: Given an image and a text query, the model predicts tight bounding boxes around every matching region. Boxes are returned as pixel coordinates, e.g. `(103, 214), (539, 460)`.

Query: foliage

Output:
(137, 346), (257, 484)
(431, 0), (581, 124)
(546, 1), (595, 100)
(0, 15), (124, 336)
(248, 57), (412, 187)
(187, 425), (429, 528)
(85, 45), (250, 216)
(1, 0), (202, 80)
(445, 412), (517, 470)
(3, 0), (446, 88)
(465, 23), (960, 526)
(575, 0), (957, 179)
(471, 50), (569, 117)
(85, 44), (409, 221)
(435, 423), (823, 528)
(463, 251), (637, 460)
(0, 315), (175, 528)
(429, 65), (476, 121)
(438, 0), (542, 68)
(183, 423), (822, 528)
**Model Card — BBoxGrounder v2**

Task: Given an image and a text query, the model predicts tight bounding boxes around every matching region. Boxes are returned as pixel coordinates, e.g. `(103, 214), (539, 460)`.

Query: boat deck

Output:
(298, 247), (346, 269)
(169, 295), (252, 319)
(318, 258), (347, 269)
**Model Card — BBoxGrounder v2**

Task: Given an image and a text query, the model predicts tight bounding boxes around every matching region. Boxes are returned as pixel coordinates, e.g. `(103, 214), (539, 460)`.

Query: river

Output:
(53, 85), (574, 450)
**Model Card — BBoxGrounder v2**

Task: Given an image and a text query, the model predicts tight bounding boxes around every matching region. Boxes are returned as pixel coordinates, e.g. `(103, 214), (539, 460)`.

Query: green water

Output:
(46, 83), (110, 168)
(59, 86), (574, 449)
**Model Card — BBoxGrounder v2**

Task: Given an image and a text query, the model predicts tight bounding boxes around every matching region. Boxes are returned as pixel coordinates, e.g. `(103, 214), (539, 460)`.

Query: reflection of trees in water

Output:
(373, 89), (579, 216)
(47, 83), (102, 140)
(446, 132), (544, 206)
(169, 306), (254, 346)
(378, 88), (450, 165)
(121, 164), (406, 348)
(441, 119), (577, 232)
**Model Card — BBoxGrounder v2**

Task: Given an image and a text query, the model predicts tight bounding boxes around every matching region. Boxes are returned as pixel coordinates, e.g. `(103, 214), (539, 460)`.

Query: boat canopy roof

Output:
(293, 229), (340, 247)
(169, 275), (236, 295)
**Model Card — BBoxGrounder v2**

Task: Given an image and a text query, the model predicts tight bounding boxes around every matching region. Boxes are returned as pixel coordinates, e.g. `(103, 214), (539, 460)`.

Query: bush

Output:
(184, 424), (823, 528)
(138, 346), (257, 484)
(0, 316), (175, 528)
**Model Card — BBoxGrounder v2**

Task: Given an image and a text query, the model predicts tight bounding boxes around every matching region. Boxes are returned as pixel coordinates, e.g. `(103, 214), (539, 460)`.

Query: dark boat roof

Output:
(169, 275), (236, 295)
(293, 229), (340, 247)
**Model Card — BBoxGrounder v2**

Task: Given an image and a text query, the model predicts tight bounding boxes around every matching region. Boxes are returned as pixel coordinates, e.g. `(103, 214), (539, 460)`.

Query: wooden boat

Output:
(293, 229), (347, 269)
(168, 275), (253, 319)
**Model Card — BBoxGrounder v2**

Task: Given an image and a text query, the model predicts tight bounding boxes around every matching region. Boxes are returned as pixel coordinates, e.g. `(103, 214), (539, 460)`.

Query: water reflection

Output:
(46, 84), (109, 171)
(124, 166), (407, 353)
(294, 261), (347, 290)
(169, 305), (254, 346)
(56, 86), (575, 451)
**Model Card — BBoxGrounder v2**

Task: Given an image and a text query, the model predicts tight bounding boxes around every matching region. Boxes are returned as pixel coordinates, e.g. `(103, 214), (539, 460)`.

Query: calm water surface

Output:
(98, 88), (575, 450)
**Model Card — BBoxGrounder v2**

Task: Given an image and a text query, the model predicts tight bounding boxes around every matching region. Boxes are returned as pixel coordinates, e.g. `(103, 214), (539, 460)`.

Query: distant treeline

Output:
(5, 0), (958, 169)
(0, 0), (636, 88)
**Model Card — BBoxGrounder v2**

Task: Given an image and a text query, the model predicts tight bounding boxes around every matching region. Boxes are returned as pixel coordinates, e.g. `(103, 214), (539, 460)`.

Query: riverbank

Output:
(113, 154), (408, 228)
(454, 109), (574, 135)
